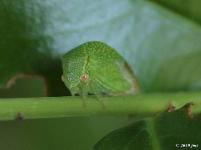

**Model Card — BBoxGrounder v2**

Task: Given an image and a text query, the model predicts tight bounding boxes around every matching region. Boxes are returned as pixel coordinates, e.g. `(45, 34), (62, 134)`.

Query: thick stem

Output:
(0, 92), (201, 121)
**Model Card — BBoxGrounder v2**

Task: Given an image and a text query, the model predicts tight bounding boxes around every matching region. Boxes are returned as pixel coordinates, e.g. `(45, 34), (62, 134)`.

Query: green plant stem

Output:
(0, 92), (201, 121)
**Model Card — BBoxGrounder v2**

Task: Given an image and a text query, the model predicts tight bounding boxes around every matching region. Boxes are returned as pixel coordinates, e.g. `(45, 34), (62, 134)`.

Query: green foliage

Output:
(94, 104), (200, 150)
(1, 0), (201, 150)
(2, 0), (201, 93)
(151, 0), (201, 25)
(0, 116), (130, 150)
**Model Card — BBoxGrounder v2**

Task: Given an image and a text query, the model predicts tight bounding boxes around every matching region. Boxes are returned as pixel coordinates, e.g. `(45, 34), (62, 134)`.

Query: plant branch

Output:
(0, 92), (201, 121)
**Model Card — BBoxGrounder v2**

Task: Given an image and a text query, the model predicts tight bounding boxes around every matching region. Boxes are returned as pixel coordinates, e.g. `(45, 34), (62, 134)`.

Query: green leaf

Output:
(0, 76), (46, 97)
(150, 0), (201, 25)
(0, 0), (67, 96)
(0, 116), (130, 150)
(94, 103), (200, 150)
(2, 0), (201, 94)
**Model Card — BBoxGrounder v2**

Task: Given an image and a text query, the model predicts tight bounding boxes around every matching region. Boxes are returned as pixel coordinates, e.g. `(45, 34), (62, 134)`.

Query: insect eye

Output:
(80, 73), (89, 81)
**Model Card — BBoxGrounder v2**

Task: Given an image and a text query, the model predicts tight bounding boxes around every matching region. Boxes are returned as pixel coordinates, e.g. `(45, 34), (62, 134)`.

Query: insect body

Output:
(62, 41), (139, 96)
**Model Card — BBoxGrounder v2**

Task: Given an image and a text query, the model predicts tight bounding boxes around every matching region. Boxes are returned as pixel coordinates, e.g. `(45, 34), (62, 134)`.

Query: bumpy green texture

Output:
(94, 104), (200, 150)
(62, 41), (139, 96)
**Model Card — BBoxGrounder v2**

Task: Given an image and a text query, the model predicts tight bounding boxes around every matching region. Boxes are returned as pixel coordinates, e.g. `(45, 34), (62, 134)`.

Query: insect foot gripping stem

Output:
(61, 41), (140, 96)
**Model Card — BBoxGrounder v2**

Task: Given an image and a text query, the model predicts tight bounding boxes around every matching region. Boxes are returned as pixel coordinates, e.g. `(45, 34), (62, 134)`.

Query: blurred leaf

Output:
(0, 0), (67, 96)
(94, 103), (200, 150)
(1, 0), (201, 94)
(1, 1), (201, 150)
(0, 116), (132, 150)
(0, 76), (46, 97)
(150, 0), (201, 25)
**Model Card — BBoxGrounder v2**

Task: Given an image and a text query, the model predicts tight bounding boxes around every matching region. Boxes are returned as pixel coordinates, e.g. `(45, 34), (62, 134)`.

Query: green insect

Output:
(61, 41), (139, 96)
